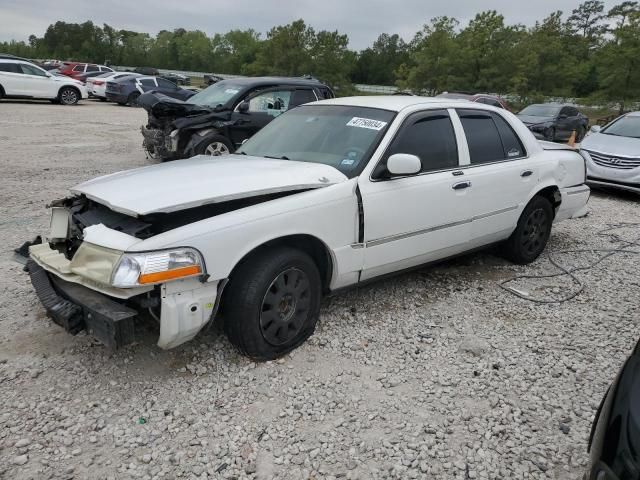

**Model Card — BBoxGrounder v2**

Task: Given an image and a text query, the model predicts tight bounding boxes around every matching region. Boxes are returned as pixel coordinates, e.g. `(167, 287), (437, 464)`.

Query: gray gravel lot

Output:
(0, 100), (639, 480)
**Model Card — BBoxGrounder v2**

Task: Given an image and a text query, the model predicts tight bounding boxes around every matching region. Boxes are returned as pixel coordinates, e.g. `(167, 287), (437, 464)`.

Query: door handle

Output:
(521, 170), (533, 178)
(452, 181), (472, 190)
(452, 170), (464, 176)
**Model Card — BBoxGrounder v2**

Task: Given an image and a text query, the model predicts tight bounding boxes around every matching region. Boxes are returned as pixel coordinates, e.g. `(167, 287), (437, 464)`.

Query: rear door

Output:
(359, 109), (473, 280)
(229, 87), (296, 146)
(0, 62), (24, 95)
(453, 108), (535, 246)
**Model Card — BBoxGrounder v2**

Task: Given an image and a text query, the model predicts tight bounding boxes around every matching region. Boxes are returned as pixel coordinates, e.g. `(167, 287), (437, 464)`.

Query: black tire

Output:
(544, 127), (556, 142)
(99, 97), (107, 102)
(0, 85), (4, 100)
(223, 247), (322, 360)
(126, 91), (141, 107)
(58, 87), (79, 105)
(503, 196), (553, 264)
(194, 134), (234, 156)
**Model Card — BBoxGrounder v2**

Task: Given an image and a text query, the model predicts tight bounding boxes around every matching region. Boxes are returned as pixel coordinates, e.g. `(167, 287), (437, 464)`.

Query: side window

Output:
(0, 62), (22, 73)
(20, 64), (48, 77)
(378, 109), (459, 176)
(491, 113), (526, 159)
(488, 99), (504, 108)
(288, 89), (317, 108)
(72, 65), (85, 72)
(458, 109), (508, 164)
(248, 90), (292, 116)
(567, 107), (579, 117)
(86, 65), (99, 72)
(559, 107), (570, 117)
(139, 78), (156, 87)
(157, 78), (177, 89)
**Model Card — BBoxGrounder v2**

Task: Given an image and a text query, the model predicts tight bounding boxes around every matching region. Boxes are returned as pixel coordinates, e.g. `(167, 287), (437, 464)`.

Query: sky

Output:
(0, 0), (622, 50)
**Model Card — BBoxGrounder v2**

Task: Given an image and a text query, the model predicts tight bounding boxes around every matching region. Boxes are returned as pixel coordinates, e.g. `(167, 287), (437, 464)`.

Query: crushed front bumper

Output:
(27, 259), (136, 349)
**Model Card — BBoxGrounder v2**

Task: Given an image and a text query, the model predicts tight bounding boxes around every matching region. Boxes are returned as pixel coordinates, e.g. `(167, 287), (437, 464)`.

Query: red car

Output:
(58, 62), (113, 81)
(436, 92), (510, 110)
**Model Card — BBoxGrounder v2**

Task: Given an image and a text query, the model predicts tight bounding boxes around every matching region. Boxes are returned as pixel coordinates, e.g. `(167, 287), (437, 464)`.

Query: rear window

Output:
(86, 65), (99, 72)
(0, 62), (21, 73)
(458, 109), (525, 164)
(72, 65), (85, 72)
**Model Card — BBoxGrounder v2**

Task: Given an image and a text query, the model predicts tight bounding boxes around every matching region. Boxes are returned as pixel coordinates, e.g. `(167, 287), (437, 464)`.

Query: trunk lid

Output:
(71, 155), (348, 216)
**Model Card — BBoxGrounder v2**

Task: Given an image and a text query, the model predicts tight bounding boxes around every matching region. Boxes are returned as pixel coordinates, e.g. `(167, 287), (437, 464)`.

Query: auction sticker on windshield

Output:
(347, 117), (388, 131)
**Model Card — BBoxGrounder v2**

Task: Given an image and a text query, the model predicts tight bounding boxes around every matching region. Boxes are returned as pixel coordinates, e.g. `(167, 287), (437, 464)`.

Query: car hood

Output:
(517, 115), (555, 125)
(581, 132), (640, 157)
(71, 155), (348, 216)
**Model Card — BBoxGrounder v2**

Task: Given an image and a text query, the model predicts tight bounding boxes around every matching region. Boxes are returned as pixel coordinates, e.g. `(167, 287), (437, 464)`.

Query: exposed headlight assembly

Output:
(111, 248), (204, 287)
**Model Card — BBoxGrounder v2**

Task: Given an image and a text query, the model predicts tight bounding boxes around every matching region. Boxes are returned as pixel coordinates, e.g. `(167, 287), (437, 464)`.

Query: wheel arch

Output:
(225, 234), (334, 294)
(58, 85), (81, 101)
(531, 184), (561, 218)
(184, 129), (228, 157)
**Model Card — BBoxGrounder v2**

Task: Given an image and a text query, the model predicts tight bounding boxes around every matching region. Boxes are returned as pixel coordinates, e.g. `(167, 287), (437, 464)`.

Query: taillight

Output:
(93, 80), (104, 86)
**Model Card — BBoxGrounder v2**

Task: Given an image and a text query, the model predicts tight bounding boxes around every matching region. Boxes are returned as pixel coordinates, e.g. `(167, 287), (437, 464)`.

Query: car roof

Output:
(220, 76), (328, 88)
(313, 95), (470, 112)
(624, 111), (640, 117)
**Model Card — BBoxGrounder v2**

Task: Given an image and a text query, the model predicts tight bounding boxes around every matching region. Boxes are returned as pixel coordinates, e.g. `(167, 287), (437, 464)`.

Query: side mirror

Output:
(238, 101), (249, 113)
(387, 153), (421, 176)
(590, 125), (602, 133)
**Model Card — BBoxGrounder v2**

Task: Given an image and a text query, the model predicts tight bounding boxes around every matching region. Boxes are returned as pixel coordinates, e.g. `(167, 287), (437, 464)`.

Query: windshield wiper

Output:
(264, 155), (290, 160)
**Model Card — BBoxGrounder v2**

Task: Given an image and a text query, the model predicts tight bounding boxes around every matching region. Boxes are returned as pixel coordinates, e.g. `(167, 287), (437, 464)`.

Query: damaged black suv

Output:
(139, 76), (334, 160)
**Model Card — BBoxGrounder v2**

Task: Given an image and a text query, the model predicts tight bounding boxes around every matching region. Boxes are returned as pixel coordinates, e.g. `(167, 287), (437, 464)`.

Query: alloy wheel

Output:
(60, 89), (78, 105)
(204, 142), (230, 156)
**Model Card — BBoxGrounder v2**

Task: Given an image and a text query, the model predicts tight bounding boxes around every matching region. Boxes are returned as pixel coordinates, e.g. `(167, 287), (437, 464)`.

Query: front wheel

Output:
(503, 196), (553, 264)
(58, 87), (79, 105)
(194, 134), (233, 156)
(223, 247), (322, 360)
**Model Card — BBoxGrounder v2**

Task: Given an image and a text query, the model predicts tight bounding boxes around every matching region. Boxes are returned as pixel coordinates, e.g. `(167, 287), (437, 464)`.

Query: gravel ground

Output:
(0, 100), (639, 480)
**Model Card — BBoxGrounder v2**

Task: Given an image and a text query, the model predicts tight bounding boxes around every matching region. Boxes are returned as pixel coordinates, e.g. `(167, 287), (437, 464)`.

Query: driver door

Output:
(20, 63), (55, 98)
(358, 109), (473, 280)
(229, 87), (295, 147)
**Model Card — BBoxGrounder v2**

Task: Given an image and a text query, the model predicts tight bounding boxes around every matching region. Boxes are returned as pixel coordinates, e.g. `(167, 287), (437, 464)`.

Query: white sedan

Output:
(24, 96), (590, 359)
(86, 72), (140, 100)
(582, 112), (640, 194)
(0, 59), (87, 105)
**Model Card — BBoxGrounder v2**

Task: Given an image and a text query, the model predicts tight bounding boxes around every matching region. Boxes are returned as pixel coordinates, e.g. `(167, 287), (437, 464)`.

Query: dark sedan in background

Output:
(106, 75), (195, 106)
(517, 103), (589, 142)
(586, 338), (640, 480)
(436, 91), (510, 109)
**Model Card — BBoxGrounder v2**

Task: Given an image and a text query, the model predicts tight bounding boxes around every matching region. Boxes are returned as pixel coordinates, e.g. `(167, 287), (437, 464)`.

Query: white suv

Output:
(0, 59), (88, 105)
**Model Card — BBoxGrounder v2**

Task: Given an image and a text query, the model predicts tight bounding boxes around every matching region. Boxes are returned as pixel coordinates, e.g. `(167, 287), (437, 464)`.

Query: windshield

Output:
(519, 105), (561, 117)
(602, 115), (640, 138)
(237, 105), (395, 178)
(188, 81), (243, 108)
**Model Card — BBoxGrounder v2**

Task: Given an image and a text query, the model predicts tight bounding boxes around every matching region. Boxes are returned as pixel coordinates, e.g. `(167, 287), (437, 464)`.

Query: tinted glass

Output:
(86, 65), (99, 72)
(157, 78), (177, 89)
(0, 62), (22, 73)
(289, 89), (317, 108)
(566, 107), (579, 116)
(385, 110), (458, 173)
(492, 113), (526, 158)
(21, 64), (47, 76)
(139, 78), (156, 87)
(72, 65), (85, 72)
(458, 110), (506, 164)
(237, 105), (394, 178)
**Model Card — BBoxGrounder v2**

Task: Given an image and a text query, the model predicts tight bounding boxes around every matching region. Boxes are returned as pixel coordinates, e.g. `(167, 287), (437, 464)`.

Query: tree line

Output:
(2, 1), (640, 106)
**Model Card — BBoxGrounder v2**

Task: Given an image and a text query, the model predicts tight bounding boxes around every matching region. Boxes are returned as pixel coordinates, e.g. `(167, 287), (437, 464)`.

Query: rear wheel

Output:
(59, 87), (79, 105)
(223, 247), (322, 360)
(126, 91), (141, 107)
(503, 196), (553, 264)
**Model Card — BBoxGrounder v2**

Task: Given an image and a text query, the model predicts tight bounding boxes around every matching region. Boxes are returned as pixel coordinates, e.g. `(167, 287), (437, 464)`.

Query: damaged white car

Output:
(22, 96), (590, 360)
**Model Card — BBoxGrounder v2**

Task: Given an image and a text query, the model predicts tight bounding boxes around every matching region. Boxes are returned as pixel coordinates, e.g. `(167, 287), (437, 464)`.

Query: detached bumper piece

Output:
(27, 260), (137, 349)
